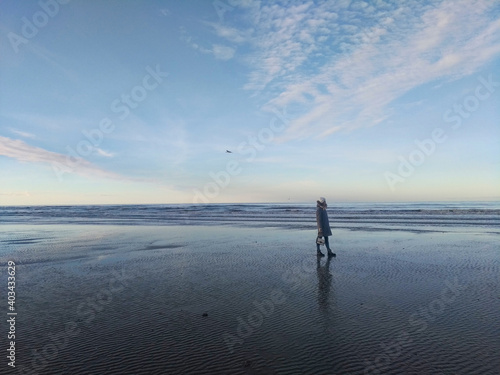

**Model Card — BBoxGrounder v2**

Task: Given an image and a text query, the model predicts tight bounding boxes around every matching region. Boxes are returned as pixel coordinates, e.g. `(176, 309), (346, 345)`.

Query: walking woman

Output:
(316, 197), (335, 257)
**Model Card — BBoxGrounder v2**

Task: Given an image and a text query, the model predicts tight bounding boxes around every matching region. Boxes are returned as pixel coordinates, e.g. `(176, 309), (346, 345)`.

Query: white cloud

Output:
(180, 28), (236, 61)
(95, 148), (114, 158)
(9, 128), (36, 139)
(208, 23), (249, 43)
(0, 136), (123, 180)
(214, 0), (500, 141)
(212, 44), (235, 60)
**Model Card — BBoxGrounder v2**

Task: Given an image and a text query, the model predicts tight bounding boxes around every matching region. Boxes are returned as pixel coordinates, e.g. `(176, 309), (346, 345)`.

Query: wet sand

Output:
(1, 224), (499, 374)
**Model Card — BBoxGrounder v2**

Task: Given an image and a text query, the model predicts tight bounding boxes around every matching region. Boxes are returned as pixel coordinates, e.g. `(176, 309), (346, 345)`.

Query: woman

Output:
(316, 197), (335, 257)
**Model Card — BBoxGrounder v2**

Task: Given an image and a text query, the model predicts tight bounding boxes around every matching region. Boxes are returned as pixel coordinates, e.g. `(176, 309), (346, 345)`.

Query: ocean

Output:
(1, 201), (499, 232)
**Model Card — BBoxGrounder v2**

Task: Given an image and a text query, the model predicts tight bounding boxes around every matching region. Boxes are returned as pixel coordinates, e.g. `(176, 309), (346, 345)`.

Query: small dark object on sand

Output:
(202, 312), (208, 317)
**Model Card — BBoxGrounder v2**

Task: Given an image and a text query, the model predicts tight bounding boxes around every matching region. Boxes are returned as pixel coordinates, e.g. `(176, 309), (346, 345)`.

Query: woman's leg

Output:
(325, 236), (335, 257)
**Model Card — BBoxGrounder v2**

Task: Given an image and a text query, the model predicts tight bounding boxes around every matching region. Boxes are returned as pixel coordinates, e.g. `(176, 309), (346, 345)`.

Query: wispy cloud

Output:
(213, 0), (500, 141)
(209, 23), (250, 44)
(0, 136), (123, 180)
(180, 28), (236, 60)
(8, 128), (36, 139)
(95, 148), (114, 158)
(212, 44), (236, 60)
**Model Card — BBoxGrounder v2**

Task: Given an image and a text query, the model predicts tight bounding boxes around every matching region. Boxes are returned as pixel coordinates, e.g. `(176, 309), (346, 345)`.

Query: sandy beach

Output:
(0, 221), (498, 375)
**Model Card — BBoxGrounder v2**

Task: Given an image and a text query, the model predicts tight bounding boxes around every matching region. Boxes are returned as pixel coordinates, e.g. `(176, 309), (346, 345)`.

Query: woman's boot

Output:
(325, 237), (335, 257)
(316, 243), (324, 257)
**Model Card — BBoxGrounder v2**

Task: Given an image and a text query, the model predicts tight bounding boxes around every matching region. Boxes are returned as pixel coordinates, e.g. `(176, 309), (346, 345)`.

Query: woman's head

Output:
(319, 197), (326, 204)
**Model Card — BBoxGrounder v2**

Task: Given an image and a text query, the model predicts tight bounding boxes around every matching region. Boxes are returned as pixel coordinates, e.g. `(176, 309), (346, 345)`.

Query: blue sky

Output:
(1, 0), (499, 205)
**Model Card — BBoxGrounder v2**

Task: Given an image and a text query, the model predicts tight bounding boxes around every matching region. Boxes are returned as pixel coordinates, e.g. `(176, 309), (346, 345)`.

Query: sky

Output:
(1, 0), (499, 205)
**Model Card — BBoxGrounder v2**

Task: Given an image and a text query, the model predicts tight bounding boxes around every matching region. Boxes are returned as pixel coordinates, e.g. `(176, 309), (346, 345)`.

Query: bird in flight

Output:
(226, 150), (232, 153)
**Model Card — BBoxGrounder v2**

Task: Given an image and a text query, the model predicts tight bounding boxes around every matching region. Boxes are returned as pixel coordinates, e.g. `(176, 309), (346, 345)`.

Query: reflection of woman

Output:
(316, 197), (335, 257)
(317, 256), (333, 311)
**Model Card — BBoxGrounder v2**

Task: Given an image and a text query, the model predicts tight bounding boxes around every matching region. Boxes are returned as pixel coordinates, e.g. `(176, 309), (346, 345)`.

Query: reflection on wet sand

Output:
(317, 256), (335, 313)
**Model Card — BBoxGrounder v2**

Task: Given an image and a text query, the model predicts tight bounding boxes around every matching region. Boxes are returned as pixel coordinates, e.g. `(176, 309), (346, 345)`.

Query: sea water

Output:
(0, 201), (499, 233)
